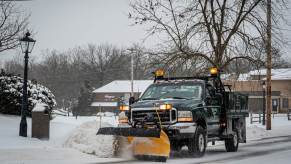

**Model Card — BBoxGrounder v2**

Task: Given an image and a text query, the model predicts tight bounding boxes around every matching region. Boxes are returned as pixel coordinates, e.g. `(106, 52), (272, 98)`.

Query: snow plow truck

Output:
(97, 67), (248, 162)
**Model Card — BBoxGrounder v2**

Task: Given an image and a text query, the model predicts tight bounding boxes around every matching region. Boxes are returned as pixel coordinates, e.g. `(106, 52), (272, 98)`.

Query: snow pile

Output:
(64, 116), (118, 157)
(32, 103), (48, 112)
(0, 114), (98, 149)
(246, 114), (291, 140)
(247, 125), (272, 140)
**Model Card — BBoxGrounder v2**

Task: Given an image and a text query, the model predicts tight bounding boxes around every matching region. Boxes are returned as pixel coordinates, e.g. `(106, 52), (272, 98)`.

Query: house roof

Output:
(93, 80), (153, 93)
(223, 68), (291, 81)
(247, 68), (291, 80)
(91, 102), (118, 107)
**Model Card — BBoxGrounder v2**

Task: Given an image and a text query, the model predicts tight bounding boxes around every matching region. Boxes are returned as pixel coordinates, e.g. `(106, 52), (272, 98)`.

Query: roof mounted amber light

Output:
(159, 104), (172, 110)
(210, 67), (219, 77)
(155, 69), (165, 79)
(119, 105), (129, 111)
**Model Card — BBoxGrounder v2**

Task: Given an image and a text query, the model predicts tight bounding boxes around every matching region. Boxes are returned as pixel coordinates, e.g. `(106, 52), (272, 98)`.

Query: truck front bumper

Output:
(117, 122), (197, 139)
(166, 122), (197, 139)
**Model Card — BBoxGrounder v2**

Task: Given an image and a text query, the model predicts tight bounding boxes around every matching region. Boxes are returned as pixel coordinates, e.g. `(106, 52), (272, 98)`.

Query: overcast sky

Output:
(0, 0), (290, 62)
(0, 0), (154, 61)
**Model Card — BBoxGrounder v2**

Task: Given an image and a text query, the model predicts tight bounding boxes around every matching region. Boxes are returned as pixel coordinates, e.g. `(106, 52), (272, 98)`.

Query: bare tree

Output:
(129, 0), (288, 72)
(0, 0), (29, 52)
(4, 44), (151, 109)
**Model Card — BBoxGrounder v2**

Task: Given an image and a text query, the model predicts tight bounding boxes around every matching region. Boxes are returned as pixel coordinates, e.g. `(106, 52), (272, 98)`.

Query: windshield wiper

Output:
(162, 97), (190, 100)
(140, 98), (158, 100)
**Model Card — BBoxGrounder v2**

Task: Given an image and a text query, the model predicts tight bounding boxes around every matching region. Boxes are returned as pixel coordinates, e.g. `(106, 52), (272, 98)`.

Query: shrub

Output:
(0, 70), (56, 116)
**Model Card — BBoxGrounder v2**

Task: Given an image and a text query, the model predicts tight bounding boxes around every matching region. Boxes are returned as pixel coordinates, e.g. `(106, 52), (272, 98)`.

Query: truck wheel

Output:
(171, 142), (182, 152)
(134, 155), (167, 162)
(225, 130), (239, 152)
(188, 126), (206, 157)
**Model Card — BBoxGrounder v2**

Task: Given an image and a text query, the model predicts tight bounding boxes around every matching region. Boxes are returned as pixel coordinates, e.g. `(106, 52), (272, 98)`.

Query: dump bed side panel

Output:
(224, 92), (248, 143)
(226, 92), (249, 117)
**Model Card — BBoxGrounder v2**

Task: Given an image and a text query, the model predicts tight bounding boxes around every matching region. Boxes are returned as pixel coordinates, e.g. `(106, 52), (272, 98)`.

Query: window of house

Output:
(283, 98), (289, 108)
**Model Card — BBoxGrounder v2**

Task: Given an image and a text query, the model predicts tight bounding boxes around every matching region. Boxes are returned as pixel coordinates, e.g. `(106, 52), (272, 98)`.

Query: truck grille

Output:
(131, 108), (177, 125)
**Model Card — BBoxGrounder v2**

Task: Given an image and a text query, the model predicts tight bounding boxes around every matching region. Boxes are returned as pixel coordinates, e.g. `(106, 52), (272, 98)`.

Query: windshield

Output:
(140, 82), (202, 100)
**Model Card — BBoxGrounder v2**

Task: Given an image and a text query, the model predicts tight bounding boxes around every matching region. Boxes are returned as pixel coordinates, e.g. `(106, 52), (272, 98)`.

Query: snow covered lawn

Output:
(0, 114), (98, 149)
(246, 114), (291, 140)
(0, 114), (120, 164)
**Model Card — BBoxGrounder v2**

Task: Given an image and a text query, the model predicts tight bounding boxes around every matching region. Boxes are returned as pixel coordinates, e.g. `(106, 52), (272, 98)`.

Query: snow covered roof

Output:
(249, 68), (291, 80)
(223, 68), (291, 81)
(93, 80), (153, 93)
(91, 102), (118, 107)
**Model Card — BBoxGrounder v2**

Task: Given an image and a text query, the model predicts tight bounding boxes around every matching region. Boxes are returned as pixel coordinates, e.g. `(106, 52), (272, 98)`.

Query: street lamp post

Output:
(262, 81), (266, 126)
(19, 32), (36, 137)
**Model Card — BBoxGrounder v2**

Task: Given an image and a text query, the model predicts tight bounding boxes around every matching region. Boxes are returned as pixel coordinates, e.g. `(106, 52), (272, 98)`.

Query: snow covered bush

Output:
(0, 70), (56, 116)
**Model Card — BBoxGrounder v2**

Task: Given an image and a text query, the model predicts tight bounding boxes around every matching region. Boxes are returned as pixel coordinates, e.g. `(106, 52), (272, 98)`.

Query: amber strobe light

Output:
(210, 67), (218, 77)
(155, 69), (165, 78)
(118, 118), (128, 123)
(119, 105), (129, 111)
(159, 104), (172, 110)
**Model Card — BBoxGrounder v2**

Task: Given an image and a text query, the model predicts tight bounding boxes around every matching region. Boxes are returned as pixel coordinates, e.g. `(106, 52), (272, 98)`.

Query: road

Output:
(95, 135), (291, 164)
(1, 136), (290, 164)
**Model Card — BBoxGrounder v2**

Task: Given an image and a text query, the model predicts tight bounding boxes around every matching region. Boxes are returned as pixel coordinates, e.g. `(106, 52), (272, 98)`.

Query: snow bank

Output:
(64, 115), (118, 157)
(247, 125), (272, 140)
(32, 103), (48, 112)
(246, 114), (291, 141)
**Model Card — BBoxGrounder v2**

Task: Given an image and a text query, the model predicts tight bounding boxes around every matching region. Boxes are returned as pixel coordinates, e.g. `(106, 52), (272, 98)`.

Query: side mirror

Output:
(205, 96), (212, 105)
(129, 96), (135, 105)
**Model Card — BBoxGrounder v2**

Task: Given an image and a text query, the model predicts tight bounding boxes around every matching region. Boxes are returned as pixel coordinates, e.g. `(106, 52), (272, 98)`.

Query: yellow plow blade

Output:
(128, 130), (170, 160)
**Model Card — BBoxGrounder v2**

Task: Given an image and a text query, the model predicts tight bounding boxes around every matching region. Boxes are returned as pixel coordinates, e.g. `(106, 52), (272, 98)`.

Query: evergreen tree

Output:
(0, 69), (56, 116)
(73, 80), (94, 116)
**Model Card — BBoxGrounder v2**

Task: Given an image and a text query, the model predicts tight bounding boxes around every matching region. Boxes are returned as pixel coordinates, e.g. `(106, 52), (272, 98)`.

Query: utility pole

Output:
(126, 48), (134, 97)
(266, 0), (272, 130)
(131, 50), (134, 97)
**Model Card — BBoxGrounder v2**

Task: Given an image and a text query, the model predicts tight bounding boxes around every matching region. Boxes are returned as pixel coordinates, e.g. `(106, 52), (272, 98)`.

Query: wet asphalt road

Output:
(93, 135), (291, 164)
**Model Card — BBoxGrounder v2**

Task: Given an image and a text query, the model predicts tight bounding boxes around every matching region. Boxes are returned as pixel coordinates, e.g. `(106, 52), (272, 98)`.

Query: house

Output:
(224, 68), (291, 113)
(91, 80), (153, 113)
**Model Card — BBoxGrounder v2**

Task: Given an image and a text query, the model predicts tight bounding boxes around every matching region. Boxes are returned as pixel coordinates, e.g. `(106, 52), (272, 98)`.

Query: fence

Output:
(250, 113), (264, 124)
(288, 109), (291, 121)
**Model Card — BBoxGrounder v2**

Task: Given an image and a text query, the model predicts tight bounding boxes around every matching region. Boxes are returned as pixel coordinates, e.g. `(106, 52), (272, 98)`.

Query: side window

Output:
(283, 98), (289, 108)
(206, 107), (220, 118)
(206, 88), (210, 97)
(211, 107), (220, 117)
(206, 85), (215, 97)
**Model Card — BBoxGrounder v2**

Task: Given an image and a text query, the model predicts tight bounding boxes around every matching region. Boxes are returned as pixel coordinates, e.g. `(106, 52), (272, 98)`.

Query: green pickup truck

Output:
(98, 68), (248, 160)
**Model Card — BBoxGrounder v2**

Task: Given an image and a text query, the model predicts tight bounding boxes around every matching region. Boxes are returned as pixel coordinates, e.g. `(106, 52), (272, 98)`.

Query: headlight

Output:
(159, 104), (172, 110)
(118, 111), (128, 123)
(119, 105), (129, 111)
(178, 111), (193, 122)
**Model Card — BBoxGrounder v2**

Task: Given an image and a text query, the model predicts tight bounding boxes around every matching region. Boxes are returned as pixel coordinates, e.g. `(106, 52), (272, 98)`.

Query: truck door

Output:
(205, 84), (221, 136)
(206, 106), (221, 136)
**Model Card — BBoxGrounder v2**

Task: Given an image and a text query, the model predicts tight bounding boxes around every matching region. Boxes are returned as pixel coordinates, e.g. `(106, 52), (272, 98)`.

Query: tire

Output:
(134, 155), (167, 162)
(225, 130), (239, 152)
(188, 126), (207, 157)
(171, 141), (182, 152)
(156, 156), (167, 162)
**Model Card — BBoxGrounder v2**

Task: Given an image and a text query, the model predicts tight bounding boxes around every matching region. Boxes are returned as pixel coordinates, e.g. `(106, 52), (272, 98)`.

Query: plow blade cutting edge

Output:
(97, 127), (161, 138)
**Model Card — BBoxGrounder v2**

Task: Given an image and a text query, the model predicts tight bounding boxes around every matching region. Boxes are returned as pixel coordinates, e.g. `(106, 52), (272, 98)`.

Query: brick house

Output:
(224, 68), (291, 113)
(91, 80), (153, 113)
